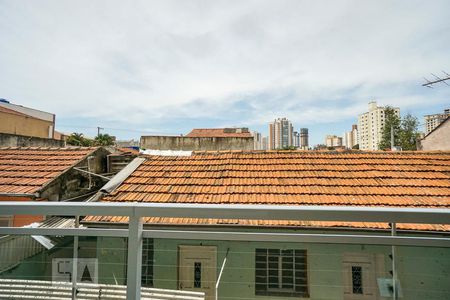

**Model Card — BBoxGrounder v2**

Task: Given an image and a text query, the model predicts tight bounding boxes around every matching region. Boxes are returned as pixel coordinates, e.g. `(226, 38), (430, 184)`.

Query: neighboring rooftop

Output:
(185, 128), (252, 138)
(0, 101), (54, 122)
(86, 151), (450, 231)
(0, 147), (98, 194)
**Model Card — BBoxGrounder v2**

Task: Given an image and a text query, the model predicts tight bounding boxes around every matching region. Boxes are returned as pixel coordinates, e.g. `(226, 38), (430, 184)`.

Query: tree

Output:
(66, 133), (85, 146)
(94, 133), (115, 146)
(352, 144), (359, 150)
(399, 113), (419, 150)
(66, 133), (94, 147)
(378, 106), (401, 150)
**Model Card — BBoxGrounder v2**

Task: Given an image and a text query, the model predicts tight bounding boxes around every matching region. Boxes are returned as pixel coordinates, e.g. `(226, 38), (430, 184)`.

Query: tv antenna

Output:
(422, 71), (450, 88)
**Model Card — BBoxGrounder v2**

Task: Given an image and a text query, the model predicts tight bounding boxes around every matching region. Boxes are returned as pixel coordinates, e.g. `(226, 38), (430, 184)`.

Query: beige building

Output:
(325, 135), (343, 147)
(344, 124), (358, 149)
(358, 101), (400, 150)
(269, 118), (294, 149)
(0, 100), (55, 139)
(420, 117), (450, 150)
(424, 109), (450, 135)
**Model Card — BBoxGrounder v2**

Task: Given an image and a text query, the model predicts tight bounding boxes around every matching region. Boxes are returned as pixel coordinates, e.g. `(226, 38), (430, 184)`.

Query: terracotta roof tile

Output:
(93, 151), (450, 231)
(0, 147), (98, 194)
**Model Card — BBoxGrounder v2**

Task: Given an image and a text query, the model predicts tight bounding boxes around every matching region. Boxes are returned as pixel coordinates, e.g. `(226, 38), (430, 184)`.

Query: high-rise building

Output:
(262, 136), (268, 150)
(344, 124), (358, 149)
(358, 101), (400, 150)
(424, 109), (450, 135)
(268, 118), (294, 149)
(293, 131), (300, 148)
(300, 128), (309, 150)
(325, 135), (343, 147)
(252, 131), (263, 150)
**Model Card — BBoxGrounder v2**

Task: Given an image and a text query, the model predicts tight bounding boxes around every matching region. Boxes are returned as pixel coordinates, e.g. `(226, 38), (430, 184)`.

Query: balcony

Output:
(0, 202), (449, 300)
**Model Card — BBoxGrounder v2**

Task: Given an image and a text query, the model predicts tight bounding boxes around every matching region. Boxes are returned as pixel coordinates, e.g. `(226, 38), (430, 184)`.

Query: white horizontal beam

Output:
(0, 202), (448, 224)
(143, 229), (450, 248)
(0, 227), (128, 237)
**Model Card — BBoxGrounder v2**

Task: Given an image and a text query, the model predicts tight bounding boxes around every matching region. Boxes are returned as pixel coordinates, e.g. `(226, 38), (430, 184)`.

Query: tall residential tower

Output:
(268, 118), (294, 149)
(358, 101), (400, 150)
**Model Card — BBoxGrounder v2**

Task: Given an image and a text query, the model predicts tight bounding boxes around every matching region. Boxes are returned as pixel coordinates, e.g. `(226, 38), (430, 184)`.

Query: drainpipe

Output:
(215, 248), (230, 300)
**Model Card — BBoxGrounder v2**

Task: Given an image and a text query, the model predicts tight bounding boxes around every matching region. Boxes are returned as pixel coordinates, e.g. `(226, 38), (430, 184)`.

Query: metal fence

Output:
(0, 202), (449, 300)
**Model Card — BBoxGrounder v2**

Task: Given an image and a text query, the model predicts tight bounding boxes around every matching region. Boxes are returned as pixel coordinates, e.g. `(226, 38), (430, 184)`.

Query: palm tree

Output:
(94, 133), (115, 146)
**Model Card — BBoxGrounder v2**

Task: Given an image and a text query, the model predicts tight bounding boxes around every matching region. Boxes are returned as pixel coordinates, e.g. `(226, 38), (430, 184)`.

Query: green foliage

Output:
(379, 108), (419, 151)
(379, 106), (401, 150)
(399, 113), (420, 150)
(66, 133), (93, 146)
(94, 133), (115, 146)
(352, 144), (359, 150)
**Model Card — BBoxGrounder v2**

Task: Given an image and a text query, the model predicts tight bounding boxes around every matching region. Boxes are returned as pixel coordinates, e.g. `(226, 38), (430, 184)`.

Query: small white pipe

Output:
(215, 248), (230, 300)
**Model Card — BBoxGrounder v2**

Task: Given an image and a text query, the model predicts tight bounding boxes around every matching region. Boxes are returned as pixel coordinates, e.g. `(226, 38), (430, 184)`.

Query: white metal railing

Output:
(0, 201), (449, 300)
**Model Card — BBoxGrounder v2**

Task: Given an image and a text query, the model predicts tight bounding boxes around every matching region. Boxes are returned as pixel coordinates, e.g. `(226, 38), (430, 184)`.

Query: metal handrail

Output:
(0, 202), (449, 223)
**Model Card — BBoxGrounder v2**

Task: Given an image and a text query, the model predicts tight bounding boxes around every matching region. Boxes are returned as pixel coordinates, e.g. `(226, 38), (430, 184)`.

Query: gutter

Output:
(0, 193), (37, 198)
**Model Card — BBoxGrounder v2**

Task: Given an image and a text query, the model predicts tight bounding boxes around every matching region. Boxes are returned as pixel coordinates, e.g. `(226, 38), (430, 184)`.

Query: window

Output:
(0, 216), (12, 227)
(141, 238), (154, 286)
(255, 248), (308, 297)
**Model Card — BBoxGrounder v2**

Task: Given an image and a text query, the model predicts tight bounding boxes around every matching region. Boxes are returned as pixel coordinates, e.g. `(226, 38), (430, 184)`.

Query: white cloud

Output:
(0, 0), (449, 132)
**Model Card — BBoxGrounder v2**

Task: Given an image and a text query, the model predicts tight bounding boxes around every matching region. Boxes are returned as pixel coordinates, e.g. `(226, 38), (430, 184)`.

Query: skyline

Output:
(1, 0), (449, 145)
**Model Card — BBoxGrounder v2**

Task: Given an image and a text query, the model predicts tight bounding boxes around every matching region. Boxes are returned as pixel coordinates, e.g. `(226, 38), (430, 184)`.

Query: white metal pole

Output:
(126, 215), (143, 300)
(391, 223), (397, 300)
(71, 216), (79, 300)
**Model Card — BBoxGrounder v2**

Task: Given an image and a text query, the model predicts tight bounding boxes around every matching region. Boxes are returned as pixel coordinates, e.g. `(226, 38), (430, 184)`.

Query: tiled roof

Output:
(87, 151), (450, 231)
(0, 147), (98, 194)
(185, 128), (253, 138)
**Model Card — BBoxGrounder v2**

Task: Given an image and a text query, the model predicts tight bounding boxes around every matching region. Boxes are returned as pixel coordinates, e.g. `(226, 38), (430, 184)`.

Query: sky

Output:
(0, 0), (449, 145)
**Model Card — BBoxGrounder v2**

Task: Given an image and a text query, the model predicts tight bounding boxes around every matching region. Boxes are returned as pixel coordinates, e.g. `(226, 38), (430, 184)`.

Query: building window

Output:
(0, 216), (12, 227)
(141, 238), (154, 286)
(255, 248), (308, 297)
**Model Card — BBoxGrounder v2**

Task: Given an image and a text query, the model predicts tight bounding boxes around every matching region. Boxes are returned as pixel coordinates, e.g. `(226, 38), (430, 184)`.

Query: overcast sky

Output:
(1, 0), (449, 145)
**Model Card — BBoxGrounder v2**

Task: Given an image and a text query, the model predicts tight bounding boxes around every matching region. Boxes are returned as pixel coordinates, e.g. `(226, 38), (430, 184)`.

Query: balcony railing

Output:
(0, 202), (449, 300)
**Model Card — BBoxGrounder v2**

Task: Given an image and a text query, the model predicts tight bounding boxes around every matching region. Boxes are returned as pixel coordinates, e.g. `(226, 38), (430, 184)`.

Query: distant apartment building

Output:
(424, 108), (450, 135)
(268, 118), (294, 149)
(293, 131), (300, 148)
(262, 136), (268, 150)
(325, 135), (343, 147)
(300, 128), (309, 150)
(344, 124), (358, 149)
(252, 131), (263, 150)
(0, 99), (55, 139)
(358, 101), (400, 150)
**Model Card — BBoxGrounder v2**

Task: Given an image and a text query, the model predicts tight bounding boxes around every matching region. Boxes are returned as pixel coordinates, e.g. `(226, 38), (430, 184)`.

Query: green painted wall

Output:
(93, 236), (449, 300)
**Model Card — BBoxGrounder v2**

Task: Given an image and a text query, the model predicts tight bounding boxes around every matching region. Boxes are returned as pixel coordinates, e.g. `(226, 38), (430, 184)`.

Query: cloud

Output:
(0, 0), (449, 143)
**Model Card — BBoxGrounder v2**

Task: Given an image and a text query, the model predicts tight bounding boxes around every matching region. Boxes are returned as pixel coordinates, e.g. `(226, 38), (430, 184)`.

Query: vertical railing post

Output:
(391, 222), (397, 300)
(72, 216), (79, 300)
(126, 215), (143, 300)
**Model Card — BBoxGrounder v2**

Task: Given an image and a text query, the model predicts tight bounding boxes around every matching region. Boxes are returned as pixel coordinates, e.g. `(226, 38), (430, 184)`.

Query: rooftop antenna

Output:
(422, 71), (450, 88)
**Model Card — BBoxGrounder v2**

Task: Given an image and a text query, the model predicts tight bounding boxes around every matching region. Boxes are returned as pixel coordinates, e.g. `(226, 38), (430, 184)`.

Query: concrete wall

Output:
(0, 111), (54, 139)
(140, 136), (254, 151)
(0, 133), (64, 147)
(419, 119), (450, 150)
